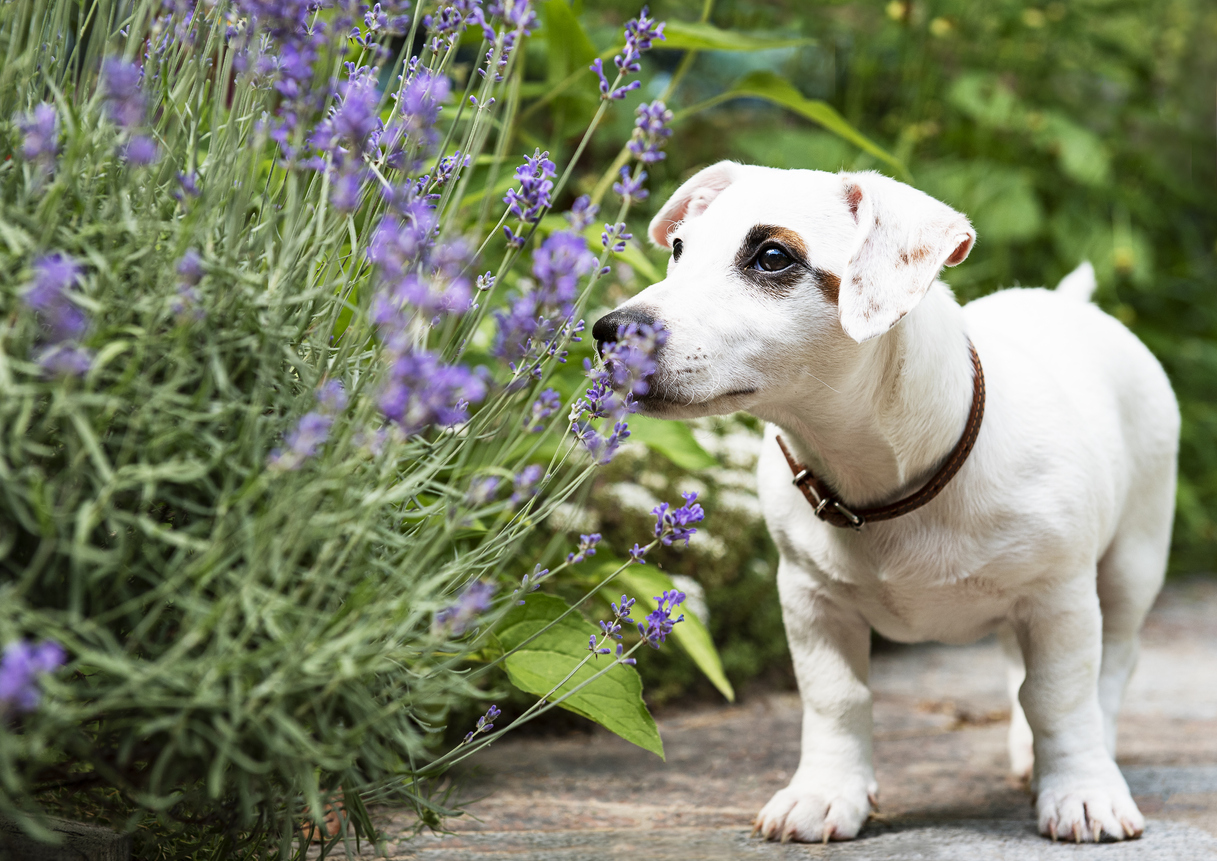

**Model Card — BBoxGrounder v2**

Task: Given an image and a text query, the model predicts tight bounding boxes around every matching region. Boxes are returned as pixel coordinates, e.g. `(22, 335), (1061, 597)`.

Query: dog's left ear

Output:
(837, 172), (975, 343)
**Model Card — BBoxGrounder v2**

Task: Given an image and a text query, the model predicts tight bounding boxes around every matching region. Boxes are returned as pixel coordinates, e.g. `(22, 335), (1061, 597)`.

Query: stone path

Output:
(374, 578), (1217, 859)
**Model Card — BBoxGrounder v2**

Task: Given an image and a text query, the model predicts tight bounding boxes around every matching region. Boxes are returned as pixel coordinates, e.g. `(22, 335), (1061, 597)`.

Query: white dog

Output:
(592, 162), (1179, 843)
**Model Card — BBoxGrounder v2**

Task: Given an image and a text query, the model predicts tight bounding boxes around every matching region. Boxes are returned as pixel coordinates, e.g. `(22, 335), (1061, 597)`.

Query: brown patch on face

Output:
(818, 271), (841, 305)
(733, 224), (809, 268)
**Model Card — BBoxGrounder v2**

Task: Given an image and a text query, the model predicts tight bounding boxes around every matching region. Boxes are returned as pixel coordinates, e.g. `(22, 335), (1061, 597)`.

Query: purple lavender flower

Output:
(628, 100), (673, 163)
(175, 171), (202, 199)
(502, 149), (555, 246)
(637, 589), (685, 649)
(269, 411), (333, 470)
(566, 532), (601, 564)
(615, 642), (636, 664)
(476, 1), (535, 81)
(317, 379), (348, 413)
(610, 594), (635, 623)
(569, 321), (667, 464)
(101, 58), (145, 129)
(314, 74), (382, 154)
(378, 349), (488, 434)
(524, 388), (561, 432)
(0, 640), (65, 714)
(492, 233), (592, 371)
(122, 134), (159, 165)
(601, 222), (632, 253)
(512, 564), (548, 603)
(176, 249), (205, 286)
(565, 195), (600, 231)
(17, 103), (59, 164)
(424, 0), (484, 51)
(368, 203), (438, 273)
(510, 464), (543, 505)
(589, 7), (664, 100)
(652, 491), (705, 547)
(587, 635), (611, 657)
(612, 166), (648, 202)
(466, 475), (502, 506)
(381, 69), (450, 167)
(23, 253), (87, 343)
(463, 703), (502, 743)
(435, 580), (496, 636)
(330, 167), (364, 211)
(617, 6), (665, 74)
(628, 543), (648, 564)
(37, 344), (93, 377)
(532, 231), (596, 311)
(489, 0), (536, 31)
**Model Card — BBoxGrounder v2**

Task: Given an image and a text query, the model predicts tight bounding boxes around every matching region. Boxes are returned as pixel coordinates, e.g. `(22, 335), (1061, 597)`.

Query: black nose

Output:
(592, 308), (659, 356)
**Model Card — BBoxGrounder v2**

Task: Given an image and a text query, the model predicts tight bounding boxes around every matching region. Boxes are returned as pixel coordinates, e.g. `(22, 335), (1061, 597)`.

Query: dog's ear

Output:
(837, 172), (975, 343)
(648, 161), (740, 248)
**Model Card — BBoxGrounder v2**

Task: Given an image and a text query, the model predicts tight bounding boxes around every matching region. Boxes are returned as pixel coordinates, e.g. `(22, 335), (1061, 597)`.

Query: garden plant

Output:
(0, 0), (895, 857)
(3, 0), (1214, 858)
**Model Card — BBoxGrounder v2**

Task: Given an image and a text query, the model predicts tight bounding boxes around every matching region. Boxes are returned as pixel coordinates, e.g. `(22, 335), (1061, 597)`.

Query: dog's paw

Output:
(753, 777), (873, 843)
(1036, 783), (1144, 842)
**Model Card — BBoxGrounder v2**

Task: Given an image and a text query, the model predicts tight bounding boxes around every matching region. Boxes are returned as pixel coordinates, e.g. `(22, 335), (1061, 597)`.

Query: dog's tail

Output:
(1055, 261), (1097, 303)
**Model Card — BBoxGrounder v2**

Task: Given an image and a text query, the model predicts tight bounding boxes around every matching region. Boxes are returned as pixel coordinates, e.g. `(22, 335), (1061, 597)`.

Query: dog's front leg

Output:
(1015, 577), (1144, 842)
(755, 559), (875, 843)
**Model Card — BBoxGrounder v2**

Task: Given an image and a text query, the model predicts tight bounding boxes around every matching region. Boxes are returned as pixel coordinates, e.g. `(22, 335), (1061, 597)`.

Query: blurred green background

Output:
(492, 0), (1217, 715)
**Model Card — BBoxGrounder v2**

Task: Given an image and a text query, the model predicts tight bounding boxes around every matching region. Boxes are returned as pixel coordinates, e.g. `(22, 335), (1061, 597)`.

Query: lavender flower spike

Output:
(436, 581), (497, 636)
(637, 589), (686, 649)
(652, 491), (705, 547)
(502, 149), (556, 246)
(0, 639), (66, 713)
(101, 58), (146, 129)
(628, 100), (674, 164)
(590, 6), (665, 100)
(17, 103), (59, 164)
(463, 703), (502, 743)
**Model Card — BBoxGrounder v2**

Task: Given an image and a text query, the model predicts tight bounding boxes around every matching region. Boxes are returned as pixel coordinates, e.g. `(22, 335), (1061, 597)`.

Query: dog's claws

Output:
(1072, 822), (1083, 843)
(1048, 821), (1058, 841)
(1121, 818), (1142, 839)
(780, 829), (793, 844)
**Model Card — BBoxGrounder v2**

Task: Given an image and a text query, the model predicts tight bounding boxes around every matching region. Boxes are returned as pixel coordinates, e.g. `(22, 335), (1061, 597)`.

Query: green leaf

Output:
(678, 71), (907, 178)
(657, 20), (815, 52)
(496, 594), (664, 758)
(614, 565), (735, 702)
(626, 415), (717, 471)
(541, 0), (597, 83)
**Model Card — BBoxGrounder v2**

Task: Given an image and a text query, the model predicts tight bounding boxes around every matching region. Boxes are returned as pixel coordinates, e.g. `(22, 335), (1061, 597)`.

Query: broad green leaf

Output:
(657, 20), (815, 52)
(627, 415), (717, 471)
(613, 565), (735, 702)
(678, 71), (906, 178)
(541, 0), (597, 82)
(496, 594), (664, 757)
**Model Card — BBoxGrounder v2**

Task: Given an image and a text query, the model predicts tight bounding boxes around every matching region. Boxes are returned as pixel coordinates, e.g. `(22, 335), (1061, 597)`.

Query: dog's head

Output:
(592, 162), (975, 419)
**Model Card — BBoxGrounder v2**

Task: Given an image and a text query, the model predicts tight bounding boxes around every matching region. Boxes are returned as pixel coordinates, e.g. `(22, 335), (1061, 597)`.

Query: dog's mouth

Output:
(633, 386), (758, 416)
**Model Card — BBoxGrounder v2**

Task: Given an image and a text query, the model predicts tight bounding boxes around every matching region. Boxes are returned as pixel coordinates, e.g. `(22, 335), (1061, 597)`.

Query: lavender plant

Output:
(0, 0), (902, 853)
(0, 0), (694, 855)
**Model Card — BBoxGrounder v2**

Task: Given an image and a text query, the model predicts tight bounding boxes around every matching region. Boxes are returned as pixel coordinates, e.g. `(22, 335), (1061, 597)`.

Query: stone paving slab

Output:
(374, 578), (1217, 859)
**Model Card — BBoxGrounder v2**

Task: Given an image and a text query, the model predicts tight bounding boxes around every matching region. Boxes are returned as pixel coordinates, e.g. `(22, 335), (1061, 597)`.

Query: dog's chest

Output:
(770, 512), (1018, 644)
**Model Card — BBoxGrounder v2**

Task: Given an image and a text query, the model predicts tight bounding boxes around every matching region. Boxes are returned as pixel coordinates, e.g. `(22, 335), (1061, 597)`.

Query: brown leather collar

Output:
(776, 339), (985, 530)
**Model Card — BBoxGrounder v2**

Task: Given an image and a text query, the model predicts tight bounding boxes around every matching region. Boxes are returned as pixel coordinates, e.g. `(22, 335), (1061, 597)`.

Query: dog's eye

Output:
(754, 246), (794, 272)
(672, 238), (683, 261)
